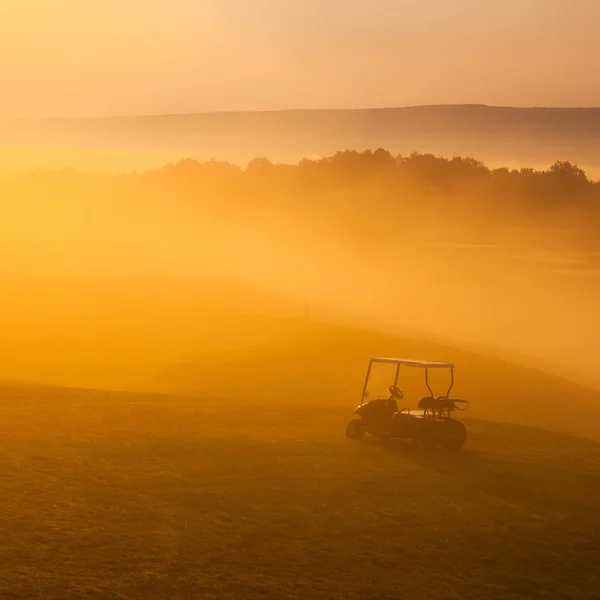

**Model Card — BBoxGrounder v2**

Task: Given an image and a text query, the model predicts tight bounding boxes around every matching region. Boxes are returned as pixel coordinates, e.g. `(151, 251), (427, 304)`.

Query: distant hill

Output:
(4, 105), (600, 174)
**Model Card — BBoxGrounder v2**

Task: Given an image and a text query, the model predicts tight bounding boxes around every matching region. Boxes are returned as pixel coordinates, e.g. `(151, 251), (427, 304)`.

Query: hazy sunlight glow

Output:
(1, 0), (599, 119)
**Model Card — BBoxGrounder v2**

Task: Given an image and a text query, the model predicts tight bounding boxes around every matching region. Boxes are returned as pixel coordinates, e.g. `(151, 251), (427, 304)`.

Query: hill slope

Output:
(1, 380), (599, 599)
(2, 274), (599, 441)
(0, 276), (340, 390)
(151, 317), (600, 443)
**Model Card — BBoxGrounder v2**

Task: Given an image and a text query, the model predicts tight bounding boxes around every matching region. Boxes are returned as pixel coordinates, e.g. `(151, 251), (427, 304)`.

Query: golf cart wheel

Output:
(443, 421), (468, 450)
(413, 422), (436, 450)
(443, 433), (467, 451)
(346, 419), (365, 440)
(418, 434), (437, 451)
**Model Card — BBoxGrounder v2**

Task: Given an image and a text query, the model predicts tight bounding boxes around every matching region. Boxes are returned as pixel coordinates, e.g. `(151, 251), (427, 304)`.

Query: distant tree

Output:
(246, 157), (272, 171)
(548, 161), (587, 182)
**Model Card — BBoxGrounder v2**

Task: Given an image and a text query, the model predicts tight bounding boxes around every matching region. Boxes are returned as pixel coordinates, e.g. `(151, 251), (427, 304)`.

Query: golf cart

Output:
(346, 358), (469, 449)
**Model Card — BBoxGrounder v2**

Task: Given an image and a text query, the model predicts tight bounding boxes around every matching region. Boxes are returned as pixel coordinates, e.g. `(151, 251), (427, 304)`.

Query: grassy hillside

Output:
(2, 274), (599, 442)
(152, 317), (600, 444)
(0, 277), (337, 390)
(1, 380), (599, 599)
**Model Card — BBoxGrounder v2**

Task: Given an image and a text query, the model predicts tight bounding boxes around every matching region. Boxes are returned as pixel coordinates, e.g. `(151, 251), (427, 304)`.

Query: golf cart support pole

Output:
(425, 368), (434, 397)
(360, 360), (373, 406)
(360, 357), (456, 404)
(446, 368), (454, 397)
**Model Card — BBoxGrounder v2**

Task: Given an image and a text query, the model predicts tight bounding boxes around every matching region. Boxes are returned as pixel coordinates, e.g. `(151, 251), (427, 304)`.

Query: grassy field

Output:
(1, 380), (600, 599)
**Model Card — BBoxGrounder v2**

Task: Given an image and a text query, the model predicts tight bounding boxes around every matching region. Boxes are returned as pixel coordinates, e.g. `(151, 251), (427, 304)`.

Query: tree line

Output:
(3, 149), (599, 252)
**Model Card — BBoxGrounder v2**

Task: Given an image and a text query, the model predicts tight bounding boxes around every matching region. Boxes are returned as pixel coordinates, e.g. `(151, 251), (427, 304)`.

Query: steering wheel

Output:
(389, 385), (404, 400)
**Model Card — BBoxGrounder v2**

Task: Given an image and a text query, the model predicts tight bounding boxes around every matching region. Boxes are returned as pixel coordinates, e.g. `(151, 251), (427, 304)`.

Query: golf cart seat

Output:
(417, 396), (435, 408)
(371, 396), (398, 414)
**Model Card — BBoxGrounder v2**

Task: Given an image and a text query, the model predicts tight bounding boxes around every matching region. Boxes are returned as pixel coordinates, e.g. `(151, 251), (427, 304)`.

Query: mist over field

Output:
(2, 147), (600, 391)
(4, 118), (600, 600)
(4, 1), (600, 597)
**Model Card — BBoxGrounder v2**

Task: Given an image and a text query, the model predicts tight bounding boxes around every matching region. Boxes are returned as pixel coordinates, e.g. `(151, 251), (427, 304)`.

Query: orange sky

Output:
(1, 0), (599, 119)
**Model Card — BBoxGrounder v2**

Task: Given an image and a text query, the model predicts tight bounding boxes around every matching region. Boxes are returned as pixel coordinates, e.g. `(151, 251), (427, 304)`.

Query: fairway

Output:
(5, 2), (600, 598)
(1, 382), (599, 599)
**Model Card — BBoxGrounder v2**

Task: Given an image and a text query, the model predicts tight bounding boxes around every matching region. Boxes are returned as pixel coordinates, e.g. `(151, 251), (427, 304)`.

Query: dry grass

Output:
(1, 382), (599, 599)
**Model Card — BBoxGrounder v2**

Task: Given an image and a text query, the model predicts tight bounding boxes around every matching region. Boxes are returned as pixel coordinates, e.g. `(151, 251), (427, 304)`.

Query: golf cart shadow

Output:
(362, 434), (485, 471)
(361, 422), (600, 515)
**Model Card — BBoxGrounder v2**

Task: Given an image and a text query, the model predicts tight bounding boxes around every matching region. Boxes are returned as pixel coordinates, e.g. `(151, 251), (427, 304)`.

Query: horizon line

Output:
(6, 103), (600, 123)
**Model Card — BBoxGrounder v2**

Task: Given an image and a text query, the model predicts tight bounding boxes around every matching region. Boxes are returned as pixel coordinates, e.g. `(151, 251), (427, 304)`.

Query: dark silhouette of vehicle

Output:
(346, 358), (469, 449)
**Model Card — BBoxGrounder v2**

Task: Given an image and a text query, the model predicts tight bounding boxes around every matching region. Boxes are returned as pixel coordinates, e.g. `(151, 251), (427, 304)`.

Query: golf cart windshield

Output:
(361, 357), (455, 405)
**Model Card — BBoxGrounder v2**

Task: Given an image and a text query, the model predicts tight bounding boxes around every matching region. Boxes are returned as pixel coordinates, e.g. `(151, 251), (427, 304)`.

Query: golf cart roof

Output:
(371, 357), (455, 368)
